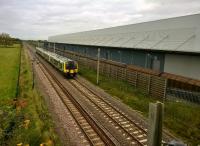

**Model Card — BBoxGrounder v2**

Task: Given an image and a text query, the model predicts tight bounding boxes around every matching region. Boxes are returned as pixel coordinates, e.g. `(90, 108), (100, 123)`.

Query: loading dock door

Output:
(106, 51), (110, 60)
(152, 59), (160, 71)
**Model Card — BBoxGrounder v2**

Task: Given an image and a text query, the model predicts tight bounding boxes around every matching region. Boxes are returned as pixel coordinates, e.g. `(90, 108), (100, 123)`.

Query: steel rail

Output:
(70, 79), (145, 146)
(75, 78), (147, 134)
(36, 54), (116, 146)
(26, 44), (97, 145)
(38, 63), (95, 146)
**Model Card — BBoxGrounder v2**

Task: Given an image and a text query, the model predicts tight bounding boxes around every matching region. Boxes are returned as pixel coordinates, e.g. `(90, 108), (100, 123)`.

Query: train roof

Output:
(36, 47), (73, 63)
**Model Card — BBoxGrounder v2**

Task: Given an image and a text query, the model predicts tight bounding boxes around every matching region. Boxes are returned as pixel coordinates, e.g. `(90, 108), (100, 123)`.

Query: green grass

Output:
(0, 44), (20, 99)
(164, 102), (200, 144)
(0, 45), (61, 145)
(79, 66), (200, 145)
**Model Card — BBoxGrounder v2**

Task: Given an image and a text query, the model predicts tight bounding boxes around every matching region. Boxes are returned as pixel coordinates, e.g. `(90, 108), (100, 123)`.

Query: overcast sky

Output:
(0, 0), (200, 40)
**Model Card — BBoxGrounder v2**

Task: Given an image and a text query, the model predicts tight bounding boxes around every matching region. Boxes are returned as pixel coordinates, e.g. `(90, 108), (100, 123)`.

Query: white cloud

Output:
(0, 0), (199, 40)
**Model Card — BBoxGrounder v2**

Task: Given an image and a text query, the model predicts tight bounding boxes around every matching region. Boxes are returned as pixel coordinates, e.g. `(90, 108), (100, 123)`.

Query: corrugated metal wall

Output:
(44, 42), (165, 72)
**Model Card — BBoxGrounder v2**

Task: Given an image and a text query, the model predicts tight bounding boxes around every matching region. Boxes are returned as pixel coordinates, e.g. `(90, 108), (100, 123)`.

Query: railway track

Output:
(33, 51), (149, 145)
(35, 55), (117, 146)
(69, 79), (148, 146)
(25, 43), (178, 146)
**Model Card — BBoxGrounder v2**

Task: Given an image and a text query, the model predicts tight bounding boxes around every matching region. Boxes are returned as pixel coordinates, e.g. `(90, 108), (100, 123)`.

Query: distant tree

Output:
(0, 33), (14, 47)
(12, 38), (21, 44)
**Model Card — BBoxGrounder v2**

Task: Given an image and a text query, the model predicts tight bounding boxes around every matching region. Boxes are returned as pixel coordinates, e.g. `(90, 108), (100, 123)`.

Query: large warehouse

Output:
(48, 13), (200, 81)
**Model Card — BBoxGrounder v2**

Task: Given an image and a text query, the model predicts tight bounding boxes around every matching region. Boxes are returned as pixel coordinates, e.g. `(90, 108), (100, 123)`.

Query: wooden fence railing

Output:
(51, 48), (167, 99)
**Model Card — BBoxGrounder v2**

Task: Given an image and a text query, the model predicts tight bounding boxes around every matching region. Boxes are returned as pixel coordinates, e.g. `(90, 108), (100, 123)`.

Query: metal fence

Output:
(167, 88), (200, 103)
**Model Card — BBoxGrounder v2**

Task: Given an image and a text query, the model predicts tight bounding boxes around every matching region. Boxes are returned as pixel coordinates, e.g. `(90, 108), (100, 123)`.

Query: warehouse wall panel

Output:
(164, 54), (200, 80)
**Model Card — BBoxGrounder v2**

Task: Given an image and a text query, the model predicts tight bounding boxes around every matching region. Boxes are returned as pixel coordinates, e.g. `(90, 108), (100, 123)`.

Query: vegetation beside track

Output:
(79, 66), (200, 145)
(0, 44), (61, 145)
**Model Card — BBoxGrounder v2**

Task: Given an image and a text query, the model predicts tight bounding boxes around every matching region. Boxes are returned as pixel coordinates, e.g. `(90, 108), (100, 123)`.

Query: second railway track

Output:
(69, 79), (148, 146)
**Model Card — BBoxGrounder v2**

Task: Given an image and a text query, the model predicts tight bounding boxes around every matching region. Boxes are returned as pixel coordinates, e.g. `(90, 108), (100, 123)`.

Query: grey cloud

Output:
(0, 0), (200, 39)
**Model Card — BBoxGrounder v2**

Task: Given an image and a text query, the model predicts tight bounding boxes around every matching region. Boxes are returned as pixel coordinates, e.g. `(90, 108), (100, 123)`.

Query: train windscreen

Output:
(66, 61), (77, 69)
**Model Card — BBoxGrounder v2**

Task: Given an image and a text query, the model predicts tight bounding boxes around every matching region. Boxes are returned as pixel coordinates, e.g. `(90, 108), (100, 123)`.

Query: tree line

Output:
(0, 33), (21, 47)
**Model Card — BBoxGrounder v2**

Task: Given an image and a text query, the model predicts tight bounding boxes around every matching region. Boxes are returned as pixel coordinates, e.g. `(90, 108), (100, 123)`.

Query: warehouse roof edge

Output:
(48, 13), (200, 54)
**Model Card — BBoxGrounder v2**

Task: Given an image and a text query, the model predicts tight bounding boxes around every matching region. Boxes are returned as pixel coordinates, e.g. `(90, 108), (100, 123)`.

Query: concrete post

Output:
(97, 48), (100, 85)
(148, 102), (163, 146)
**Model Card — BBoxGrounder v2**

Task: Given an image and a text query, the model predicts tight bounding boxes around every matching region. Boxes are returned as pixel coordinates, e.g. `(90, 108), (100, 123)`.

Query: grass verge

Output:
(79, 66), (200, 145)
(0, 44), (61, 145)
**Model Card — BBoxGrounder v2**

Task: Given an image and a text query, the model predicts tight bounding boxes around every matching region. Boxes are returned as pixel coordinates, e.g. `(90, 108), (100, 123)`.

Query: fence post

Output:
(124, 66), (127, 81)
(109, 63), (111, 77)
(116, 67), (118, 79)
(73, 52), (75, 60)
(163, 79), (168, 102)
(101, 62), (104, 74)
(54, 43), (55, 53)
(135, 72), (138, 87)
(32, 61), (35, 89)
(147, 75), (152, 95)
(148, 102), (163, 146)
(16, 45), (22, 97)
(48, 42), (50, 51)
(96, 48), (100, 85)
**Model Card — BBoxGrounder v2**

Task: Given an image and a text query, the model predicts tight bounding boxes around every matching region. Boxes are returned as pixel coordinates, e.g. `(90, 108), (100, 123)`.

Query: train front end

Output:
(65, 61), (78, 77)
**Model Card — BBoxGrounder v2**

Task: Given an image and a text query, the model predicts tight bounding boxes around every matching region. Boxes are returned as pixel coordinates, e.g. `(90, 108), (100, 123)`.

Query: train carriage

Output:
(36, 47), (78, 77)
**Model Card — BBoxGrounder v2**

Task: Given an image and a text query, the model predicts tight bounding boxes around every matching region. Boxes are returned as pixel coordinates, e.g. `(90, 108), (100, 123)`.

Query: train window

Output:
(58, 62), (62, 70)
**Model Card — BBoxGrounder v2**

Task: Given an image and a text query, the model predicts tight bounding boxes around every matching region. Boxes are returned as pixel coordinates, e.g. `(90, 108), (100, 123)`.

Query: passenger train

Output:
(36, 47), (78, 77)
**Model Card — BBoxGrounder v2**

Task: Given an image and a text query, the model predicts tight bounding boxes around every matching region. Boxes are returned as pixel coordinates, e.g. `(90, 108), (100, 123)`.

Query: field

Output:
(79, 66), (200, 145)
(0, 44), (20, 99)
(0, 44), (60, 145)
